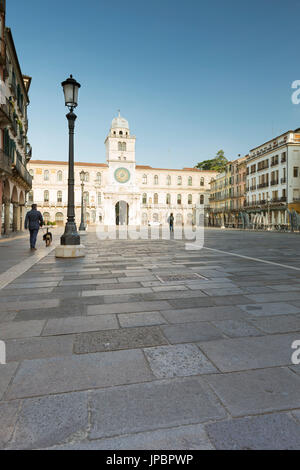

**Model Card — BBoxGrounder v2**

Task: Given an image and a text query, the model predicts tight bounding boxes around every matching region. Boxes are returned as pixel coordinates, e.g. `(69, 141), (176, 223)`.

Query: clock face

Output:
(114, 167), (130, 184)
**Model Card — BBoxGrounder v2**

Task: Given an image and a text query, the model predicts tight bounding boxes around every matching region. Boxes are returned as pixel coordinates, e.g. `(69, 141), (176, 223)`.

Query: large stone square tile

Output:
(42, 315), (118, 335)
(74, 326), (168, 353)
(205, 413), (300, 449)
(0, 320), (45, 339)
(144, 344), (217, 378)
(5, 349), (153, 400)
(211, 319), (262, 338)
(239, 302), (299, 317)
(162, 306), (245, 324)
(249, 315), (300, 334)
(205, 367), (300, 416)
(198, 333), (299, 372)
(0, 362), (19, 400)
(118, 311), (167, 328)
(87, 301), (171, 315)
(161, 322), (224, 343)
(7, 392), (88, 450)
(49, 424), (214, 450)
(89, 376), (226, 439)
(6, 335), (75, 362)
(0, 400), (20, 448)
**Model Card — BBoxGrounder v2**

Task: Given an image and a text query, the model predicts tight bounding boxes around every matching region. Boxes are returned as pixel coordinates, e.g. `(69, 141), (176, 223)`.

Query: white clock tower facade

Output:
(103, 112), (141, 225)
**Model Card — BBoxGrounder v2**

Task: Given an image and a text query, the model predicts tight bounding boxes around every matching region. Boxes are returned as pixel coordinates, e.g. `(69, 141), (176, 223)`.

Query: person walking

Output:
(24, 204), (44, 250)
(169, 212), (174, 232)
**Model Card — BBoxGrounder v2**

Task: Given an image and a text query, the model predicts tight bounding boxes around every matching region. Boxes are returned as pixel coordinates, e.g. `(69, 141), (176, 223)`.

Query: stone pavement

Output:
(0, 227), (300, 449)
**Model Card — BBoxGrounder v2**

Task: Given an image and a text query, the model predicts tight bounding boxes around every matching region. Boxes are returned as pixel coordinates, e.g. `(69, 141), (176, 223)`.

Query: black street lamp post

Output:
(60, 75), (81, 246)
(79, 169), (86, 231)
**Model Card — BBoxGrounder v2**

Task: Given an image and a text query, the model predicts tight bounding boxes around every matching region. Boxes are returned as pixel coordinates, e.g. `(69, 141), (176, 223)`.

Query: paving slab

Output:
(205, 413), (300, 450)
(0, 362), (19, 400)
(211, 319), (262, 338)
(48, 424), (214, 450)
(0, 400), (20, 448)
(5, 349), (153, 400)
(14, 304), (83, 321)
(0, 298), (59, 313)
(161, 322), (225, 343)
(118, 311), (167, 328)
(42, 315), (119, 335)
(238, 302), (300, 317)
(82, 287), (153, 297)
(89, 377), (226, 439)
(88, 301), (171, 315)
(74, 326), (168, 354)
(198, 333), (299, 372)
(7, 391), (88, 450)
(161, 306), (246, 324)
(249, 315), (300, 334)
(205, 367), (300, 417)
(144, 344), (217, 378)
(0, 320), (45, 339)
(6, 335), (75, 362)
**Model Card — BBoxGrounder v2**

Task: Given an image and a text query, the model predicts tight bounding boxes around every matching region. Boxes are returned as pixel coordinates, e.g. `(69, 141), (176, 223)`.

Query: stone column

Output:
(19, 205), (25, 231)
(4, 200), (10, 234)
(12, 203), (19, 232)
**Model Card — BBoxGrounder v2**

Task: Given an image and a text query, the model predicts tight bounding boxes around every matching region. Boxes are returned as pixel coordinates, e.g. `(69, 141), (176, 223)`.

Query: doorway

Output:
(115, 201), (129, 225)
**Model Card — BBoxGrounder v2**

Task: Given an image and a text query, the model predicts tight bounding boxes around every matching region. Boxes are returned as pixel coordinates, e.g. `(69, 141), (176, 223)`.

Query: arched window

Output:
(118, 141), (122, 151)
(188, 176), (192, 186)
(154, 175), (158, 185)
(143, 174), (147, 184)
(176, 213), (183, 225)
(142, 193), (147, 204)
(188, 194), (192, 204)
(118, 141), (126, 151)
(44, 190), (49, 202)
(142, 213), (148, 225)
(29, 169), (34, 179)
(200, 194), (204, 204)
(96, 172), (101, 184)
(200, 177), (204, 187)
(55, 212), (64, 224)
(85, 172), (89, 182)
(177, 194), (182, 204)
(166, 193), (171, 204)
(187, 213), (193, 225)
(57, 170), (63, 182)
(154, 193), (158, 204)
(153, 213), (159, 222)
(177, 176), (182, 185)
(57, 191), (62, 203)
(28, 191), (34, 203)
(97, 193), (101, 205)
(43, 212), (50, 223)
(119, 131), (123, 135)
(83, 191), (89, 205)
(44, 170), (49, 181)
(166, 175), (171, 185)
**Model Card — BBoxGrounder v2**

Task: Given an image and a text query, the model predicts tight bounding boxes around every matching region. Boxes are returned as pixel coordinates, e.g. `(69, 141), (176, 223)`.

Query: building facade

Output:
(0, 0), (32, 236)
(28, 113), (217, 227)
(245, 128), (300, 228)
(208, 155), (247, 227)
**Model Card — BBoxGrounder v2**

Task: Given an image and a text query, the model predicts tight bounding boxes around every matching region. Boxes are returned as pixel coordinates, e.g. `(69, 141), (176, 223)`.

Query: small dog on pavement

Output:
(43, 228), (53, 247)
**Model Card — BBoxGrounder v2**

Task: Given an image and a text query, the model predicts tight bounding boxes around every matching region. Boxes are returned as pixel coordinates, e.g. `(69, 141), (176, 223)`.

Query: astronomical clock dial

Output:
(114, 167), (130, 184)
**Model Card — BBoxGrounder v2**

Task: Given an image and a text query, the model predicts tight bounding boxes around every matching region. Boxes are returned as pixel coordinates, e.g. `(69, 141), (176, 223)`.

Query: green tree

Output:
(195, 150), (228, 172)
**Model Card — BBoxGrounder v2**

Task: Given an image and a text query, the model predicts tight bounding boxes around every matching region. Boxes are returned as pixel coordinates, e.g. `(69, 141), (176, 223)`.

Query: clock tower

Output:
(103, 112), (141, 225)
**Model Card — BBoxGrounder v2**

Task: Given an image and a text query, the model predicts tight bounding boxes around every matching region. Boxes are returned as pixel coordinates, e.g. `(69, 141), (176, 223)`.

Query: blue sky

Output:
(6, 0), (300, 168)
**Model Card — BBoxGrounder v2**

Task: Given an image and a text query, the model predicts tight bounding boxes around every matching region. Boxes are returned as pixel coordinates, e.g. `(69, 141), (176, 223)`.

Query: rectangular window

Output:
(294, 167), (299, 178)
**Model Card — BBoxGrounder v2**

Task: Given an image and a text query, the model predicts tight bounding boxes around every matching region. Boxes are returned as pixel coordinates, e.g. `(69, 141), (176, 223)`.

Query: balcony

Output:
(281, 178), (286, 184)
(12, 157), (32, 188)
(250, 185), (256, 190)
(270, 180), (279, 186)
(0, 149), (13, 174)
(258, 182), (269, 189)
(0, 98), (13, 127)
(271, 160), (279, 167)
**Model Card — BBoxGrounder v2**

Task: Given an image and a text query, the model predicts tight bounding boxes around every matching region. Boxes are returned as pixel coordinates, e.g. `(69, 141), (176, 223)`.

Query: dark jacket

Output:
(25, 209), (44, 230)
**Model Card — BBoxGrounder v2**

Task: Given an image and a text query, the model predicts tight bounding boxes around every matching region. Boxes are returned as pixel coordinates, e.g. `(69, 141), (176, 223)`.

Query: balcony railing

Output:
(12, 157), (32, 188)
(281, 178), (286, 184)
(270, 180), (279, 186)
(0, 148), (13, 174)
(271, 160), (279, 167)
(0, 98), (13, 127)
(257, 182), (269, 188)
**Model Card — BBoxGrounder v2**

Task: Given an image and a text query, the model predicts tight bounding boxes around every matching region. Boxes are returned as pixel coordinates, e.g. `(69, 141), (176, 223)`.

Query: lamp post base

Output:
(61, 221), (80, 245)
(55, 244), (85, 258)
